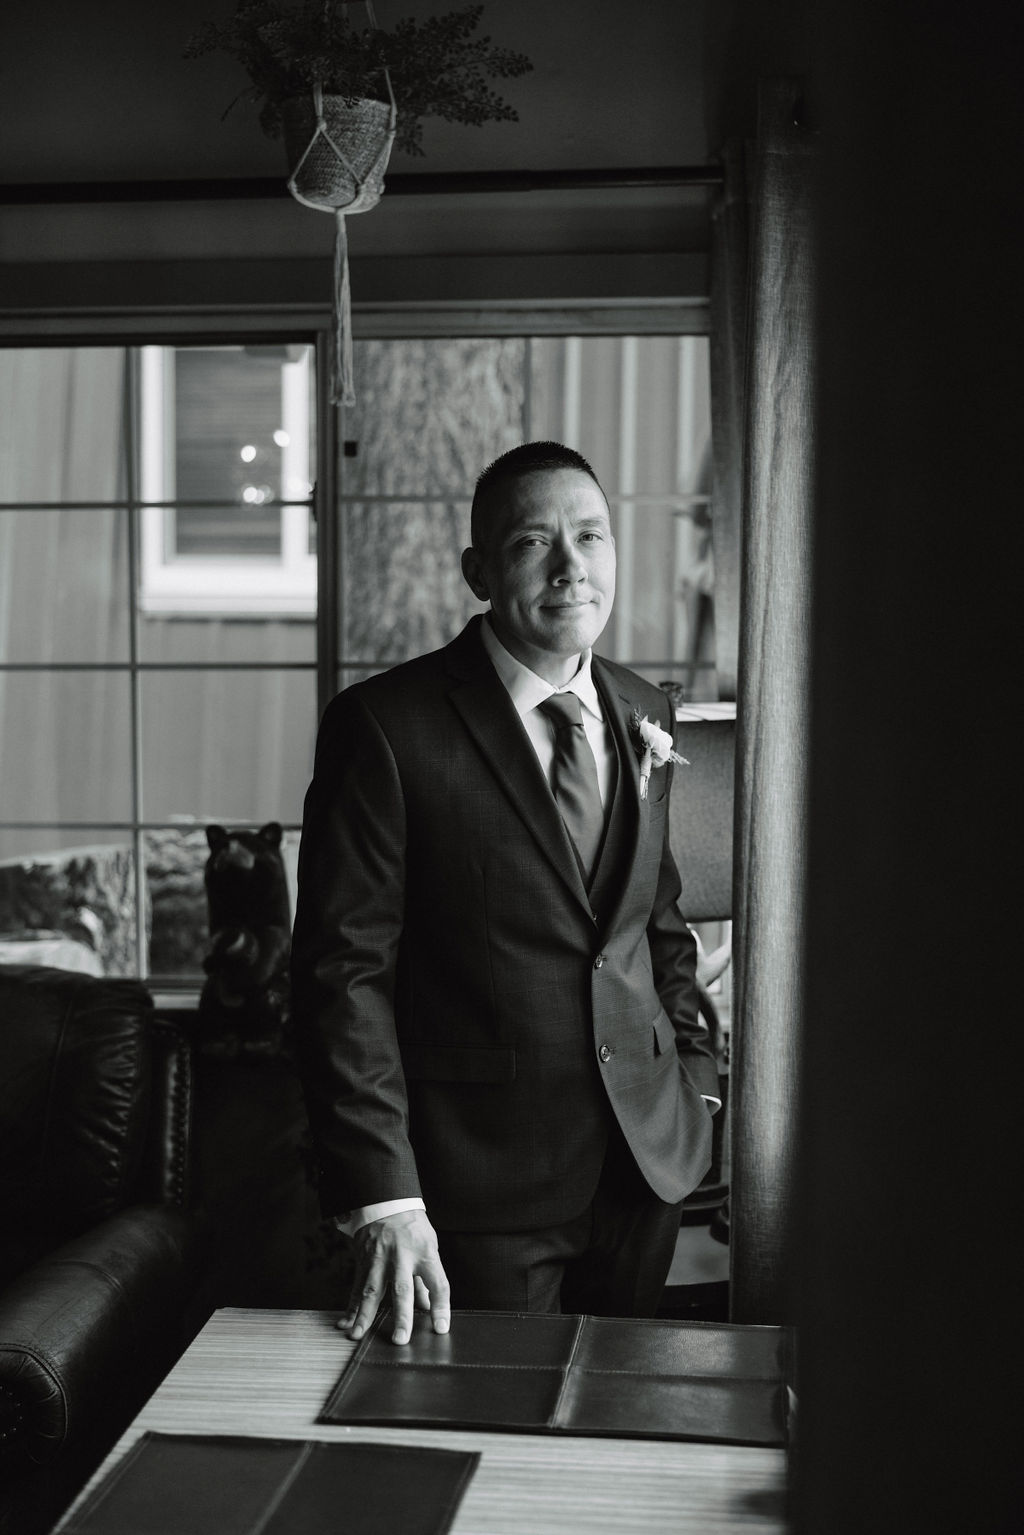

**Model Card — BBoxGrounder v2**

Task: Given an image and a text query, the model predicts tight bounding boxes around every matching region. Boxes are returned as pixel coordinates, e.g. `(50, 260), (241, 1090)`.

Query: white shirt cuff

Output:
(334, 1197), (426, 1236)
(702, 1095), (723, 1114)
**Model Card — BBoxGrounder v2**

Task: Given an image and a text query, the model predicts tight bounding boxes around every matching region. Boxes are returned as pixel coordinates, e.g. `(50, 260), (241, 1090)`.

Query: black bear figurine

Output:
(198, 821), (292, 1058)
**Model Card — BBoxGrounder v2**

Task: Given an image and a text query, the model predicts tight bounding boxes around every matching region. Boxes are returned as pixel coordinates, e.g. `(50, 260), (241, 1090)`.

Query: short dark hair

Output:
(470, 441), (604, 549)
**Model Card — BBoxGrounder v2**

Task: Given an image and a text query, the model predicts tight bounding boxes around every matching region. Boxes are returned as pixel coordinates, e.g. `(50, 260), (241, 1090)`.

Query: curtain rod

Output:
(0, 166), (722, 206)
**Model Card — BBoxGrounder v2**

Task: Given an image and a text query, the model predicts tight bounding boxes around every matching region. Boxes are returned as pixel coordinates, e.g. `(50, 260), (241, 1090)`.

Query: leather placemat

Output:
(61, 1434), (480, 1535)
(320, 1311), (786, 1446)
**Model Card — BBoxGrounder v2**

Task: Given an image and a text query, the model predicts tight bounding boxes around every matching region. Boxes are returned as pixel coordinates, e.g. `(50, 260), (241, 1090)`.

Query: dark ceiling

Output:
(2, 0), (740, 188)
(0, 1), (812, 313)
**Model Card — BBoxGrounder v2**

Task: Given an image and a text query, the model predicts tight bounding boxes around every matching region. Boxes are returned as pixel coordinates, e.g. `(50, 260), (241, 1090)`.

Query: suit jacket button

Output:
(594, 954), (606, 969)
(599, 1044), (613, 1063)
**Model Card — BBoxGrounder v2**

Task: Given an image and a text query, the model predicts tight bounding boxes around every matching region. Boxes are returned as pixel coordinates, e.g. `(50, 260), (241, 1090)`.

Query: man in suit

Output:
(291, 441), (718, 1346)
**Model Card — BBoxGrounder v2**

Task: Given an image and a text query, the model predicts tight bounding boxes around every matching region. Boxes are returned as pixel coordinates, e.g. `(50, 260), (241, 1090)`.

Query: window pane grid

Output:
(0, 500), (315, 511)
(0, 340), (323, 983)
(332, 335), (714, 695)
(0, 821), (304, 832)
(1, 662), (318, 671)
(125, 347), (147, 973)
(3, 327), (713, 987)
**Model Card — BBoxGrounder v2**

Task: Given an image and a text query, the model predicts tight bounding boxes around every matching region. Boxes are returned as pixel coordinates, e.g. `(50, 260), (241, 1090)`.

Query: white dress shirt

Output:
(478, 617), (615, 803)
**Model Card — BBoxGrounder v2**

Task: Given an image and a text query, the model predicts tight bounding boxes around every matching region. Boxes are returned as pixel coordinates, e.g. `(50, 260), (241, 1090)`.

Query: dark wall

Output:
(797, 2), (1021, 1530)
(702, 0), (813, 148)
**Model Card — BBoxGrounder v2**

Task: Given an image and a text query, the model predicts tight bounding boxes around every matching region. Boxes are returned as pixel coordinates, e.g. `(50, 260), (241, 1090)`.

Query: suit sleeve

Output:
(645, 735), (721, 1104)
(290, 688), (422, 1216)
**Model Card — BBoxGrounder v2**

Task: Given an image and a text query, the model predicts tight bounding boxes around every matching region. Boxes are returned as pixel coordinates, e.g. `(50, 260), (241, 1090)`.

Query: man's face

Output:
(462, 468), (616, 679)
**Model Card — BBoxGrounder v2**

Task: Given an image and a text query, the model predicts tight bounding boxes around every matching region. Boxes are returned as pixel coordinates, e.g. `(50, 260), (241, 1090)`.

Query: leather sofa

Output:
(0, 963), (308, 1535)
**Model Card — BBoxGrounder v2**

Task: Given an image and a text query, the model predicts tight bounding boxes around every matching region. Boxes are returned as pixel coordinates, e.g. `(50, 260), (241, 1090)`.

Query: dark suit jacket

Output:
(291, 616), (716, 1233)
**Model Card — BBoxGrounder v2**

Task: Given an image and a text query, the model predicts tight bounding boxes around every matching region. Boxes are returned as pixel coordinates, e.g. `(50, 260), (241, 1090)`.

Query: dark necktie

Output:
(537, 692), (605, 879)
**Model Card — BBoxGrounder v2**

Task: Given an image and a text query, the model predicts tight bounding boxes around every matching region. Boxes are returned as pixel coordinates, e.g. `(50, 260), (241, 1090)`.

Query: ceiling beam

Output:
(0, 166), (722, 206)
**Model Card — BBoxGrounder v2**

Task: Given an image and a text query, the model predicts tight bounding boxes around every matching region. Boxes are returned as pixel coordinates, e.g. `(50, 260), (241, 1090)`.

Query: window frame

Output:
(1, 301), (715, 991)
(138, 344), (318, 619)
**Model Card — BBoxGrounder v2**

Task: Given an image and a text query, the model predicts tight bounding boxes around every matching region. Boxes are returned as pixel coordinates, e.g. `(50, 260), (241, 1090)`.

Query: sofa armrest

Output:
(0, 1204), (200, 1472)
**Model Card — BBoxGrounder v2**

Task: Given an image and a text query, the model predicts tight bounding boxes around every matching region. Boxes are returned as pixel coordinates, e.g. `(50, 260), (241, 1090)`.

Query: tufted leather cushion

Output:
(0, 965), (157, 1285)
(138, 1021), (193, 1209)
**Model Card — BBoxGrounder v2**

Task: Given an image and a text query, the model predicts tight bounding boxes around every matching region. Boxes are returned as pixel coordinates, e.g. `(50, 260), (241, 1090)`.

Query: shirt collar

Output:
(480, 615), (604, 722)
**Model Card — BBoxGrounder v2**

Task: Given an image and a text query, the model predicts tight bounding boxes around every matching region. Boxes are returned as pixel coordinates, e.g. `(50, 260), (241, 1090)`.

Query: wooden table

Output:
(58, 1308), (789, 1535)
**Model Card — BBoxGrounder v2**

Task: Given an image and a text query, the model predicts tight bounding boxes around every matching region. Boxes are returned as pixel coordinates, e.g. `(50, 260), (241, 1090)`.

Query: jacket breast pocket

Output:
(645, 783), (669, 815)
(646, 778), (669, 807)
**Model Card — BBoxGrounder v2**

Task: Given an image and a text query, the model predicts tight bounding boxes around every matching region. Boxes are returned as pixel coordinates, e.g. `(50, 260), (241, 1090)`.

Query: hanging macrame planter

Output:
(282, 8), (396, 406)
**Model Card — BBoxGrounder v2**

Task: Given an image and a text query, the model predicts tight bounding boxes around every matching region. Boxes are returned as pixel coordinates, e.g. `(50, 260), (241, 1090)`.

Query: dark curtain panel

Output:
(729, 80), (820, 1324)
(708, 138), (750, 705)
(794, 0), (1021, 1526)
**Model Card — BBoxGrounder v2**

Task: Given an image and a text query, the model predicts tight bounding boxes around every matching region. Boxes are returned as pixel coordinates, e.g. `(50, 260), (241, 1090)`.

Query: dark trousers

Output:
(435, 1122), (683, 1317)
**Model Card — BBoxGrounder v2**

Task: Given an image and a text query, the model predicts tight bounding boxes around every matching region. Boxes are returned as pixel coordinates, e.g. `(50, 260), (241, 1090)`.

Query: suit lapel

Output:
(445, 621), (593, 913)
(591, 659), (646, 935)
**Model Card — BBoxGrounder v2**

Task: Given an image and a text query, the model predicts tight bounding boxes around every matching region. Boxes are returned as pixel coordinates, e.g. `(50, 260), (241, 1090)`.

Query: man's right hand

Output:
(341, 1208), (451, 1345)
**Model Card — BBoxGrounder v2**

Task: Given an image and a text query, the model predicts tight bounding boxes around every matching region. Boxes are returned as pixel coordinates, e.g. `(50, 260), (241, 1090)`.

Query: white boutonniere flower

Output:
(629, 709), (688, 800)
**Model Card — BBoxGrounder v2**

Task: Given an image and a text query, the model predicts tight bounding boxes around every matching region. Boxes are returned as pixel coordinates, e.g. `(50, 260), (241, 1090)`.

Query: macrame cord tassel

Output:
(284, 1), (396, 407)
(334, 209), (355, 407)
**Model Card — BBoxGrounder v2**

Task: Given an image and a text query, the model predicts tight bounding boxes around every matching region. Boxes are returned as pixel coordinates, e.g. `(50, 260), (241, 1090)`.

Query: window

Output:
(0, 326), (715, 987)
(139, 344), (317, 616)
(333, 335), (714, 697)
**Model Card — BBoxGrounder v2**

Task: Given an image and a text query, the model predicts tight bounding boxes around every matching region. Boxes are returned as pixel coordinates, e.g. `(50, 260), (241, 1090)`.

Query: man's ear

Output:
(461, 546), (489, 602)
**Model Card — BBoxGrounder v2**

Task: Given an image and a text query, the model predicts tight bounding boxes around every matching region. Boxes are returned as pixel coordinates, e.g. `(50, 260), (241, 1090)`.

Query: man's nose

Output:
(551, 539), (587, 583)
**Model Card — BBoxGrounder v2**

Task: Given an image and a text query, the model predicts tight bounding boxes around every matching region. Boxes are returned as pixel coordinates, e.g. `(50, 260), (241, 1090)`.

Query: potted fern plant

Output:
(186, 3), (532, 406)
(186, 1), (533, 205)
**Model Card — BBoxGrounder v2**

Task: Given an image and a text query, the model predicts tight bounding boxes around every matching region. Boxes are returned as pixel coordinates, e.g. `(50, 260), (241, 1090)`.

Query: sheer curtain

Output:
(719, 81), (820, 1323)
